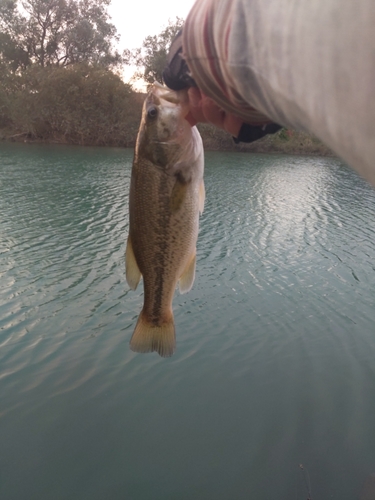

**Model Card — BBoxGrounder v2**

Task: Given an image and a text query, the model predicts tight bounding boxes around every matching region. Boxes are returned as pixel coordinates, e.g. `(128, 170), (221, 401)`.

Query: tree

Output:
(125, 17), (184, 86)
(3, 63), (142, 145)
(0, 0), (122, 71)
(0, 0), (30, 71)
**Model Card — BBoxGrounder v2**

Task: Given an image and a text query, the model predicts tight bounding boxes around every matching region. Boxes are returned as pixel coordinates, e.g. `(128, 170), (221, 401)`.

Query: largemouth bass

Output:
(126, 84), (205, 357)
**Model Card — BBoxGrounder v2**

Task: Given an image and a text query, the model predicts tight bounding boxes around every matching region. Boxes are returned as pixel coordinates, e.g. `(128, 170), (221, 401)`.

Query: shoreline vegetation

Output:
(0, 66), (332, 156)
(0, 63), (332, 155)
(0, 2), (332, 156)
(0, 119), (334, 157)
(0, 128), (334, 157)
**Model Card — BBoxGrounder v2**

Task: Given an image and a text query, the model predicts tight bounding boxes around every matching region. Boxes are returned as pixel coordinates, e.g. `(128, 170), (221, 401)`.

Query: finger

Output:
(185, 111), (198, 127)
(186, 87), (243, 136)
(201, 95), (243, 136)
(200, 94), (225, 127)
(187, 87), (207, 123)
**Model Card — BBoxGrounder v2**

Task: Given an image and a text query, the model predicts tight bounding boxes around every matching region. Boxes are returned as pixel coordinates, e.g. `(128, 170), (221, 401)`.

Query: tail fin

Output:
(129, 310), (175, 358)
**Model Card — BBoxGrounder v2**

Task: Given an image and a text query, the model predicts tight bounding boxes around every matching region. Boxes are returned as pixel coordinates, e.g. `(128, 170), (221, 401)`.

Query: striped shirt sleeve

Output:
(182, 0), (272, 125)
(182, 0), (375, 185)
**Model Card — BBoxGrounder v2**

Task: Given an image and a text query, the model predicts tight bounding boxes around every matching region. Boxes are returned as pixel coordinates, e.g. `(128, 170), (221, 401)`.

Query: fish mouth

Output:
(149, 83), (189, 116)
(143, 84), (190, 144)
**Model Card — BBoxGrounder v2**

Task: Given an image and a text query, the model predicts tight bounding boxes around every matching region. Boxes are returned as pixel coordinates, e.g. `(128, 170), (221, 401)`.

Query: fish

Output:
(125, 83), (205, 358)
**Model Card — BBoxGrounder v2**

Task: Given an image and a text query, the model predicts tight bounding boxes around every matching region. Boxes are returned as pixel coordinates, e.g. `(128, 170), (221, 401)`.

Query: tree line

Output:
(0, 0), (185, 145)
(0, 0), (141, 144)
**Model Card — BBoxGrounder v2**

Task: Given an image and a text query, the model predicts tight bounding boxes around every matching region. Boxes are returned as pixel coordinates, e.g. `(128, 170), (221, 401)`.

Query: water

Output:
(1, 142), (375, 500)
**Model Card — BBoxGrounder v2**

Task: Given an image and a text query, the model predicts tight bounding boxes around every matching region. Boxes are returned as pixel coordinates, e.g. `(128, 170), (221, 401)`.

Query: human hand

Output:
(162, 28), (243, 136)
(163, 30), (282, 143)
(184, 87), (243, 137)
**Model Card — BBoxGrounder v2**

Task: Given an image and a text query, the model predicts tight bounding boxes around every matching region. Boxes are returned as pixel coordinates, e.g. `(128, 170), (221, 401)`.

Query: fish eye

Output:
(147, 106), (158, 119)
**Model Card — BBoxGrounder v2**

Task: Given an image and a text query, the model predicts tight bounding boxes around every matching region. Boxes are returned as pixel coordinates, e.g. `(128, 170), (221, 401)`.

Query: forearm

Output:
(183, 0), (375, 183)
(182, 0), (271, 125)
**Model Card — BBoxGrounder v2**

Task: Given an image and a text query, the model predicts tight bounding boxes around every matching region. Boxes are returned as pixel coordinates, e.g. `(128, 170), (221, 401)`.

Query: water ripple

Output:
(1, 146), (375, 499)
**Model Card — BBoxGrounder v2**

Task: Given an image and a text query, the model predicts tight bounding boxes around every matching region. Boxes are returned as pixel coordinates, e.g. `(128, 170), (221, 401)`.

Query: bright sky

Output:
(108, 0), (196, 87)
(108, 0), (196, 51)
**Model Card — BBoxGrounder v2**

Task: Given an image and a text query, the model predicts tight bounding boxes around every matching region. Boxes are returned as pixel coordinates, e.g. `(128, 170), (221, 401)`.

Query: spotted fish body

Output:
(126, 84), (205, 357)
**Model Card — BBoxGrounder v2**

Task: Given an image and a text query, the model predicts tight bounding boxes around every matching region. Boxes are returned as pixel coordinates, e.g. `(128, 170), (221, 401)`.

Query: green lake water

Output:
(1, 142), (375, 499)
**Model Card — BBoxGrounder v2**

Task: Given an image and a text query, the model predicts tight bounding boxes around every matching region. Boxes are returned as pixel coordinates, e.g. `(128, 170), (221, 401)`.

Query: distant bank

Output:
(0, 123), (334, 157)
(197, 124), (334, 156)
(0, 85), (333, 156)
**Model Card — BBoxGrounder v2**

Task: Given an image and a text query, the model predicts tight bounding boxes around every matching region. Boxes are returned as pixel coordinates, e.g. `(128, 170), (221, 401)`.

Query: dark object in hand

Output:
(162, 30), (197, 91)
(233, 123), (282, 144)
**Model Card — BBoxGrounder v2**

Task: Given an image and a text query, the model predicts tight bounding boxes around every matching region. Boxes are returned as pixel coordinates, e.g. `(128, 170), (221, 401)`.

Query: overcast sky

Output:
(108, 0), (196, 51)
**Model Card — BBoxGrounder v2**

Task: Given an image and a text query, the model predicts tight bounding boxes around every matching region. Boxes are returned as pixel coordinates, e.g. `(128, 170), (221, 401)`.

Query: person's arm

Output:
(166, 0), (375, 184)
(163, 29), (281, 142)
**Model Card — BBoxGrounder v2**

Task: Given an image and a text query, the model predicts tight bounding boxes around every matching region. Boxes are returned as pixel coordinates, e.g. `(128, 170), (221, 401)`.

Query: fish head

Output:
(136, 84), (193, 169)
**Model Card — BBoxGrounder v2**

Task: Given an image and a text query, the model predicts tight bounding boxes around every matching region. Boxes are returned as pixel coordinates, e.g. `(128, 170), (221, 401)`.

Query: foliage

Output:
(0, 0), (130, 142)
(124, 17), (184, 86)
(1, 63), (142, 145)
(0, 0), (121, 71)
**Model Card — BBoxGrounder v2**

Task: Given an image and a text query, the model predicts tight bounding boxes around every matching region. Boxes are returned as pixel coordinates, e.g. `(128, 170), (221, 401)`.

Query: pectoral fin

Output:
(125, 236), (141, 290)
(170, 178), (188, 213)
(199, 180), (205, 214)
(178, 252), (196, 294)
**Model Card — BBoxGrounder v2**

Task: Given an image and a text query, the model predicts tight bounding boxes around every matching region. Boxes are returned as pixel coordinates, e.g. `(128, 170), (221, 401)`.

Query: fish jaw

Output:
(135, 85), (193, 168)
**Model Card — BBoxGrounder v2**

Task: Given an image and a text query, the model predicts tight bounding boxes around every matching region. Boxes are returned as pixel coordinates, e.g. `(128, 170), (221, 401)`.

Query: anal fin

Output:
(125, 235), (141, 290)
